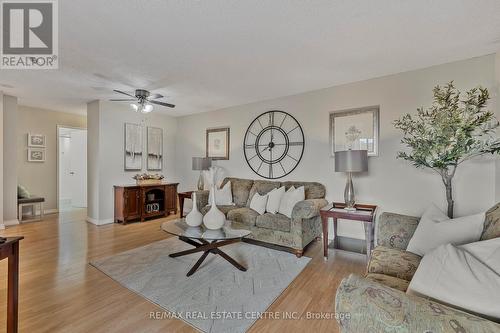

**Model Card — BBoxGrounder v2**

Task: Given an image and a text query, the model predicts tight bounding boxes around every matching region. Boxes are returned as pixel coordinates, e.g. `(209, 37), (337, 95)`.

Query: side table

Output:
(0, 237), (23, 333)
(320, 202), (377, 260)
(178, 191), (194, 218)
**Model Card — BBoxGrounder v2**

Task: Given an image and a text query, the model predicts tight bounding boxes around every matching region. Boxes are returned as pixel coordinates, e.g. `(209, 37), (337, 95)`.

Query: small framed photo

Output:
(206, 127), (230, 160)
(330, 106), (380, 157)
(28, 133), (46, 147)
(28, 148), (45, 162)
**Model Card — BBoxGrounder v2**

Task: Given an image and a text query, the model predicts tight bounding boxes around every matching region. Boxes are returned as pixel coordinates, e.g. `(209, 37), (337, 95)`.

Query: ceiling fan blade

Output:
(148, 93), (164, 99)
(149, 100), (175, 108)
(109, 98), (136, 101)
(113, 89), (135, 98)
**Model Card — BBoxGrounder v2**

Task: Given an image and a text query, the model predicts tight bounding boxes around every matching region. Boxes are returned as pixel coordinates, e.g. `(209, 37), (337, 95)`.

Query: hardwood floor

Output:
(0, 210), (365, 333)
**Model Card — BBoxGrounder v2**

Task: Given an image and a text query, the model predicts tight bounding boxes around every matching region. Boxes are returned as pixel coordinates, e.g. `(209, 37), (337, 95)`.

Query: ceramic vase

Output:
(186, 192), (203, 227)
(203, 186), (225, 230)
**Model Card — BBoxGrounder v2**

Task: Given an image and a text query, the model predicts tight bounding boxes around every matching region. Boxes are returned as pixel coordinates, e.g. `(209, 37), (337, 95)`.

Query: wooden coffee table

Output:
(161, 219), (251, 276)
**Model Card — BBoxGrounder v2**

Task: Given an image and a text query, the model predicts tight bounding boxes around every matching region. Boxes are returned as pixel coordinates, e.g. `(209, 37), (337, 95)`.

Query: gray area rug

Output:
(91, 237), (311, 333)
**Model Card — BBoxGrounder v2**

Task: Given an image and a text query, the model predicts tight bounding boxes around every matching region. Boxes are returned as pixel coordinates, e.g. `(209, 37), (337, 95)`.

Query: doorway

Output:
(57, 126), (87, 211)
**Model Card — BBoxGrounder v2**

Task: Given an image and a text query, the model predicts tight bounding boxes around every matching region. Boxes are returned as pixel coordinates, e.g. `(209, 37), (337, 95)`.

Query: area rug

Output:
(90, 237), (311, 333)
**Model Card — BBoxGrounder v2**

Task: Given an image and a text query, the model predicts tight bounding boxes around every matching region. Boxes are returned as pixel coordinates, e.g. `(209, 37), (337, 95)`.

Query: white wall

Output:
(495, 51), (500, 202)
(87, 101), (178, 224)
(3, 95), (18, 225)
(175, 55), (497, 239)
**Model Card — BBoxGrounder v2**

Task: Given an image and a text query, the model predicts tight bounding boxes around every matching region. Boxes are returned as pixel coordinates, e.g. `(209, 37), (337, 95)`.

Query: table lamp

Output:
(335, 150), (368, 211)
(192, 157), (212, 190)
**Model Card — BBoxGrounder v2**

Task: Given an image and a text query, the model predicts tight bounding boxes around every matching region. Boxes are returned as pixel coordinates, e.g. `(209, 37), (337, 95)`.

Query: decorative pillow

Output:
(18, 185), (30, 199)
(266, 186), (285, 214)
(278, 186), (305, 218)
(249, 192), (268, 215)
(481, 202), (500, 241)
(406, 204), (485, 256)
(208, 181), (234, 206)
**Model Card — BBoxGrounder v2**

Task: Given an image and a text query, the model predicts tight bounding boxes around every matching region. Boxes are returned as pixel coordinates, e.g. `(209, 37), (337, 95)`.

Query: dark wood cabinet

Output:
(114, 183), (179, 224)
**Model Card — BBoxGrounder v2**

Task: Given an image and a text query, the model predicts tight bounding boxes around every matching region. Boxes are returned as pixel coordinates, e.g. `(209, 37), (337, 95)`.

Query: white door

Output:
(69, 129), (87, 207)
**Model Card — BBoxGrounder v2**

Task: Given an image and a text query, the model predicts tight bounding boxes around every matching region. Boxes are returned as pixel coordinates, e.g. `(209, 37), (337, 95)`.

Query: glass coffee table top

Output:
(161, 218), (251, 241)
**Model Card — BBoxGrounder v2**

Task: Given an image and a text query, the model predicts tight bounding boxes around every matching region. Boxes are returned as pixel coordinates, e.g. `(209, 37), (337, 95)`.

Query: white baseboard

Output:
(4, 219), (20, 226)
(44, 208), (58, 215)
(86, 216), (114, 225)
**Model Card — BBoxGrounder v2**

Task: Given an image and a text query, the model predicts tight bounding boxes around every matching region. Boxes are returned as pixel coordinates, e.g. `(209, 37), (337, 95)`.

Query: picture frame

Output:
(28, 133), (46, 147)
(206, 127), (230, 160)
(147, 127), (163, 171)
(330, 106), (380, 157)
(28, 148), (45, 162)
(124, 123), (143, 171)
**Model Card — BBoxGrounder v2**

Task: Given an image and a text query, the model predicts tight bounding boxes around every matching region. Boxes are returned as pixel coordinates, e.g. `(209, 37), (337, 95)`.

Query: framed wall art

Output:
(330, 106), (380, 156)
(124, 123), (143, 171)
(147, 127), (163, 171)
(28, 148), (45, 162)
(206, 127), (230, 160)
(28, 133), (46, 147)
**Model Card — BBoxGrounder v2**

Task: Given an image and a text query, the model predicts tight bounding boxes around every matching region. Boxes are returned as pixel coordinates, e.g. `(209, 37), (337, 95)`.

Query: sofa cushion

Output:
(201, 205), (239, 216)
(246, 180), (281, 206)
(256, 213), (291, 232)
(281, 181), (325, 199)
(227, 207), (259, 227)
(482, 202), (500, 241)
(367, 246), (421, 282)
(365, 273), (409, 292)
(221, 178), (254, 207)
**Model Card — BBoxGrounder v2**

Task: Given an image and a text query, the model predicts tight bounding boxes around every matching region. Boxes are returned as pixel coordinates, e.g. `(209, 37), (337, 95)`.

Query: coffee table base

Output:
(169, 236), (247, 276)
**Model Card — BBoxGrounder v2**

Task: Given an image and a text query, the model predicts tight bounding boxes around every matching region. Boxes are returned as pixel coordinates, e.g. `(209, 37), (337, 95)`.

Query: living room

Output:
(0, 1), (500, 332)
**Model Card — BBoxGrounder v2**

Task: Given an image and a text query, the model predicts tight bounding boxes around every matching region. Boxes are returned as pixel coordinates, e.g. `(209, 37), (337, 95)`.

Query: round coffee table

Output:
(161, 219), (251, 276)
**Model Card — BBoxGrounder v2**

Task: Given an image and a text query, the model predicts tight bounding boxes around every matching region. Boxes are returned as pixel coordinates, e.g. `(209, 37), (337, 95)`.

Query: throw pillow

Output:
(249, 192), (268, 215)
(266, 186), (285, 214)
(278, 186), (305, 218)
(406, 204), (485, 256)
(18, 185), (30, 199)
(208, 181), (234, 206)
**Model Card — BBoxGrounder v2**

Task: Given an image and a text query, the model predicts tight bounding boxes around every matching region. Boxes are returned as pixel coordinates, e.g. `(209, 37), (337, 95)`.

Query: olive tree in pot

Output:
(394, 82), (500, 218)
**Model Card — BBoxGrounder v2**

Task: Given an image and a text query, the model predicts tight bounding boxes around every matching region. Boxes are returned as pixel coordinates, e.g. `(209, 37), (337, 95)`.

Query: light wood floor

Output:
(0, 210), (365, 333)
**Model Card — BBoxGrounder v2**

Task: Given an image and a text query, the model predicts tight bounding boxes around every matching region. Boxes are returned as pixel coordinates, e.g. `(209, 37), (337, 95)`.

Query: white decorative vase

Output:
(203, 186), (225, 230)
(186, 192), (203, 227)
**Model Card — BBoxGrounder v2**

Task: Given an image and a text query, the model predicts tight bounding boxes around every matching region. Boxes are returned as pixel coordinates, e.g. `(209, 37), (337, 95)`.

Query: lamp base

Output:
(343, 206), (356, 212)
(197, 172), (204, 191)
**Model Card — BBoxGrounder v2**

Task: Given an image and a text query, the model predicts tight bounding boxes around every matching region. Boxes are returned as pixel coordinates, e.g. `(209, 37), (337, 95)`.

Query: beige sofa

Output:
(194, 177), (328, 257)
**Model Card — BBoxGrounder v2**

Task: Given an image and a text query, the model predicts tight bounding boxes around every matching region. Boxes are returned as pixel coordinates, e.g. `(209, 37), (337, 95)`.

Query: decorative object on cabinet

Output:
(147, 127), (163, 171)
(243, 110), (304, 179)
(113, 183), (178, 224)
(132, 173), (164, 185)
(124, 123), (143, 171)
(334, 150), (368, 210)
(27, 133), (46, 147)
(27, 148), (45, 162)
(202, 185), (225, 230)
(206, 127), (230, 160)
(330, 106), (379, 156)
(185, 192), (203, 227)
(192, 157), (212, 190)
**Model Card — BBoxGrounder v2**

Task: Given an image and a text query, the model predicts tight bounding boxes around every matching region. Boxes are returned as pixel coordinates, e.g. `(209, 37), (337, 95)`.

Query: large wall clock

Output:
(243, 110), (305, 179)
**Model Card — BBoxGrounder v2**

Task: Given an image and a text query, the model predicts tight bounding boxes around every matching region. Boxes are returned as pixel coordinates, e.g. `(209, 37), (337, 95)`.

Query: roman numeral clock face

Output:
(244, 111), (305, 179)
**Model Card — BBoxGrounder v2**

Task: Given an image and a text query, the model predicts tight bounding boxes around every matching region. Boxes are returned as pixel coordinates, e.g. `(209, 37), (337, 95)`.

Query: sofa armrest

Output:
(376, 212), (419, 250)
(335, 274), (499, 333)
(193, 190), (209, 210)
(292, 198), (328, 220)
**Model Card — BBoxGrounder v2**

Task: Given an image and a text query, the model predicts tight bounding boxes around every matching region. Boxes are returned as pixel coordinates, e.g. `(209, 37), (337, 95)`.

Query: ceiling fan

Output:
(110, 89), (175, 113)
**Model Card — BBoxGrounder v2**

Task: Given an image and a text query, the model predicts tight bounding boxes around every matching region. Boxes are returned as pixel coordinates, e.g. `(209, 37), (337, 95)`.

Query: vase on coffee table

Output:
(186, 192), (203, 227)
(203, 185), (225, 230)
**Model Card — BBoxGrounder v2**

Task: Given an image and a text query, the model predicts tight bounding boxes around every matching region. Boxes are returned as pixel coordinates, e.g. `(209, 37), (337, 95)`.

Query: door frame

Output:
(56, 125), (87, 211)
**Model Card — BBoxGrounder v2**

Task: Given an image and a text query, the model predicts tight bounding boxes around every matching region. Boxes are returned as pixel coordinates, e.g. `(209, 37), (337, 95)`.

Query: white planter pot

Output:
(203, 186), (225, 230)
(186, 192), (203, 227)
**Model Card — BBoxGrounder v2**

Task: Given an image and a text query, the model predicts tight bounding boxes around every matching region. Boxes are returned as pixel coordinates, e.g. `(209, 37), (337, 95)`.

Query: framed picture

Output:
(28, 133), (46, 147)
(124, 123), (143, 171)
(206, 127), (230, 160)
(330, 106), (380, 156)
(28, 148), (45, 162)
(147, 127), (163, 171)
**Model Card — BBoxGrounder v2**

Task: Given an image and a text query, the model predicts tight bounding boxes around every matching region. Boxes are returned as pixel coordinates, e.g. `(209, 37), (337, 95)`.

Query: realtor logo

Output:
(1, 0), (58, 69)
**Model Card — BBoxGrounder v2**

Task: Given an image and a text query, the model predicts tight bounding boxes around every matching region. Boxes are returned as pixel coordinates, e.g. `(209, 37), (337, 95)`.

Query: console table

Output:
(114, 183), (178, 224)
(1, 237), (23, 333)
(320, 202), (377, 260)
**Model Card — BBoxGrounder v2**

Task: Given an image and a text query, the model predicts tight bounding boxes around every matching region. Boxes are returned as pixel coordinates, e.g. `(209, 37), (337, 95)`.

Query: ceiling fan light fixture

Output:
(142, 103), (153, 113)
(130, 103), (139, 112)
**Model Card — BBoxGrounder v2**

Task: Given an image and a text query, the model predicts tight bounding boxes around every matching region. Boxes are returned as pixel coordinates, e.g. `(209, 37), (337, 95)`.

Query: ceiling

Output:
(1, 0), (500, 116)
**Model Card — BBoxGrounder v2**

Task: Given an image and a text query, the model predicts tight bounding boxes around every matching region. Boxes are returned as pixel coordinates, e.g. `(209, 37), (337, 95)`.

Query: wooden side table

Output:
(0, 237), (23, 333)
(178, 191), (194, 218)
(320, 202), (377, 260)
